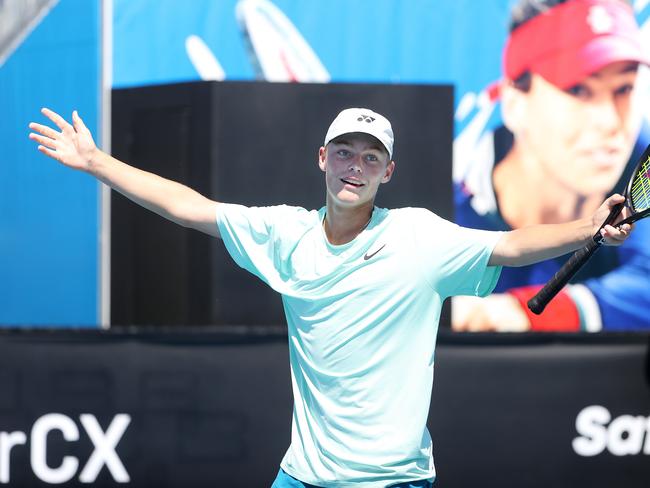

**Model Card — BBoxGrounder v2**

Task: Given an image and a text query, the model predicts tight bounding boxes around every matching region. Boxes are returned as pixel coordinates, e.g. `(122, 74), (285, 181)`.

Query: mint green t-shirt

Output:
(217, 204), (502, 487)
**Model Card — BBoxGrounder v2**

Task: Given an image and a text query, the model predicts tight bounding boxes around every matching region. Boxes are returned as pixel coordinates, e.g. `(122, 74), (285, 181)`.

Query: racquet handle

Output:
(527, 238), (600, 314)
(527, 202), (624, 315)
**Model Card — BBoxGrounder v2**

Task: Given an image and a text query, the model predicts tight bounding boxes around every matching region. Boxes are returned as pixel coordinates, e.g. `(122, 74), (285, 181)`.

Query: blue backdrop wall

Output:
(0, 0), (101, 326)
(1, 0), (649, 326)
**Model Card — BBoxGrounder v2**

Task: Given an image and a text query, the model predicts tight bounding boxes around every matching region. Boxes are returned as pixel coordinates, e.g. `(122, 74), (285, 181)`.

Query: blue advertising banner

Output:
(3, 0), (650, 329)
(111, 0), (650, 333)
(112, 0), (509, 100)
(0, 0), (102, 327)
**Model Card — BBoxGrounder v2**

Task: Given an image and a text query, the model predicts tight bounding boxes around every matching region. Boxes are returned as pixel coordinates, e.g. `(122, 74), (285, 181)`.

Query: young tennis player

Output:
(28, 106), (632, 487)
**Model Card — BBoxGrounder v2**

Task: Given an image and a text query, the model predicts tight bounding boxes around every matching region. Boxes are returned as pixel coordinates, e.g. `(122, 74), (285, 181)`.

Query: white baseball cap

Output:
(323, 108), (394, 159)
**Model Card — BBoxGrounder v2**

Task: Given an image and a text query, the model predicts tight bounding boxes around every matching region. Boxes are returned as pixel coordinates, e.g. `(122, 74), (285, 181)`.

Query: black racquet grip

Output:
(527, 238), (601, 314)
(527, 201), (624, 315)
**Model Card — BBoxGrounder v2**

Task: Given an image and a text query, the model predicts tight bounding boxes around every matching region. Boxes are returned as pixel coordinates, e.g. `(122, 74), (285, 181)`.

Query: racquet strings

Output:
(630, 153), (650, 212)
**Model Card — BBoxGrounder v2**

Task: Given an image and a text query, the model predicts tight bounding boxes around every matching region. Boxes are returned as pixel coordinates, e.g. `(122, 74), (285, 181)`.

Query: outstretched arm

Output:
(489, 194), (633, 267)
(453, 195), (634, 332)
(29, 108), (221, 238)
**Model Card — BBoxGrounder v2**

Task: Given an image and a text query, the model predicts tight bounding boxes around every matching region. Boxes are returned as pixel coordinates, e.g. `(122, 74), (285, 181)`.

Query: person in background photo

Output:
(453, 0), (650, 333)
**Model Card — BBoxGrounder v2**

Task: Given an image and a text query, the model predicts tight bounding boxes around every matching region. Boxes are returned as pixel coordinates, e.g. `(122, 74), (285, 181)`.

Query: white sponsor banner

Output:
(573, 405), (650, 457)
(0, 414), (130, 484)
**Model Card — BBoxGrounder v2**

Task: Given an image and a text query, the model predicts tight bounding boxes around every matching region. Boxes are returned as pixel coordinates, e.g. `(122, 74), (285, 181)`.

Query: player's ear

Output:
(500, 81), (527, 134)
(318, 146), (327, 172)
(381, 160), (395, 184)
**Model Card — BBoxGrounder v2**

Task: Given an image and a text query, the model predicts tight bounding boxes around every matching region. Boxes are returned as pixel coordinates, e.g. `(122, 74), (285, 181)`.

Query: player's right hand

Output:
(29, 108), (97, 172)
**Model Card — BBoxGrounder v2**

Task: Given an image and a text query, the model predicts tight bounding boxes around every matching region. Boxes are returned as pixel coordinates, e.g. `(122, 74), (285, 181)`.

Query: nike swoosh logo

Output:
(364, 244), (386, 261)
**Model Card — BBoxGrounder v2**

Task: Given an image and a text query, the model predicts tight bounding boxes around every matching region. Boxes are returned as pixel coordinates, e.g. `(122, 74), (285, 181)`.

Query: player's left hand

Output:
(594, 194), (634, 246)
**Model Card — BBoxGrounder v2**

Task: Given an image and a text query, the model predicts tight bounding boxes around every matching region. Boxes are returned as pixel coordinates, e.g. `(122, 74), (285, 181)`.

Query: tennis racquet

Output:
(528, 143), (650, 315)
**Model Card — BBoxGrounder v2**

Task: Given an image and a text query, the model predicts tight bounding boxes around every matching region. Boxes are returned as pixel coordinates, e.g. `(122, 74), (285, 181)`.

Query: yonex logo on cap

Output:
(357, 115), (376, 123)
(587, 6), (614, 34)
(324, 108), (394, 158)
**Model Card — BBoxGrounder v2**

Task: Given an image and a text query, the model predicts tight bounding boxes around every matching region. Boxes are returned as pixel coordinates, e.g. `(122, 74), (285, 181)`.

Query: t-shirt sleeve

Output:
(216, 203), (308, 287)
(411, 208), (503, 298)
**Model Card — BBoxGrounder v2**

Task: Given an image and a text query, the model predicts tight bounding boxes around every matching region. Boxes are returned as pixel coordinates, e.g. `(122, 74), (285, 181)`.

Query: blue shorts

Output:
(271, 468), (433, 488)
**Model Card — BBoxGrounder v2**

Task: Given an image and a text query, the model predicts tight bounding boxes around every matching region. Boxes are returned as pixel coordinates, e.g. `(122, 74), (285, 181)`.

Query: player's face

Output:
(319, 133), (394, 208)
(516, 61), (642, 196)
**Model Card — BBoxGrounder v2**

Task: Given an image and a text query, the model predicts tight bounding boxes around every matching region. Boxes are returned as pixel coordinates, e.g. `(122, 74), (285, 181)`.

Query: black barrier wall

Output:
(110, 81), (453, 327)
(0, 329), (648, 487)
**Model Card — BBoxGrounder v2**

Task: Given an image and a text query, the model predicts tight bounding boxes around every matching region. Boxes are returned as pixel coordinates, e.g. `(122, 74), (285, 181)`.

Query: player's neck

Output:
(323, 200), (374, 245)
(494, 149), (604, 227)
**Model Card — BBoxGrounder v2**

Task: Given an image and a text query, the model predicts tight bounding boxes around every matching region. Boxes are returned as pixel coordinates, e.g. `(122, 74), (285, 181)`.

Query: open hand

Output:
(28, 108), (97, 172)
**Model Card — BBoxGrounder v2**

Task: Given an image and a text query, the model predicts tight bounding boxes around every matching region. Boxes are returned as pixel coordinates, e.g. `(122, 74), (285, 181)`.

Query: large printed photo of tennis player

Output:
(451, 0), (650, 333)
